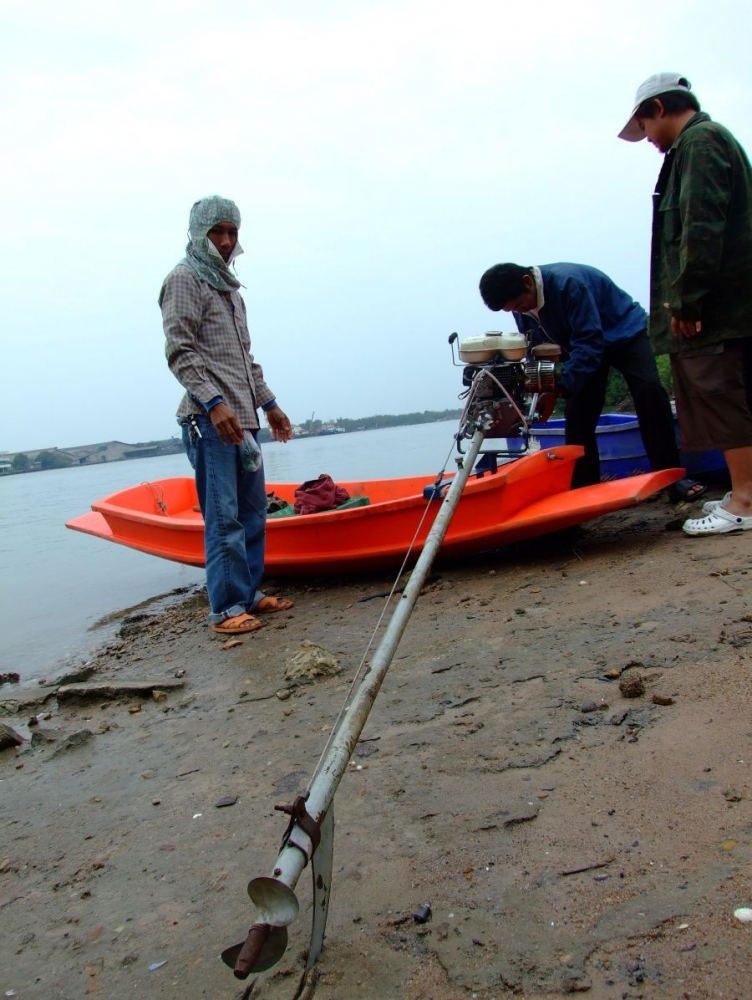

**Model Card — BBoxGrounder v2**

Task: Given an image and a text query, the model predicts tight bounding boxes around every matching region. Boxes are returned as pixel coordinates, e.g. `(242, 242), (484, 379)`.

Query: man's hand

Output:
(665, 301), (702, 339)
(671, 316), (703, 338)
(552, 362), (568, 396)
(210, 402), (244, 445)
(265, 405), (293, 443)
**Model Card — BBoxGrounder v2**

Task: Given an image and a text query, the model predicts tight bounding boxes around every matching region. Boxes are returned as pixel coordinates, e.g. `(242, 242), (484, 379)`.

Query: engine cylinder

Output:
(524, 360), (557, 393)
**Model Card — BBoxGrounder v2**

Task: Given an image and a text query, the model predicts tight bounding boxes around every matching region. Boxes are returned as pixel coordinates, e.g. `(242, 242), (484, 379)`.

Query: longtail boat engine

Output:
(450, 331), (562, 461)
(218, 329), (686, 985)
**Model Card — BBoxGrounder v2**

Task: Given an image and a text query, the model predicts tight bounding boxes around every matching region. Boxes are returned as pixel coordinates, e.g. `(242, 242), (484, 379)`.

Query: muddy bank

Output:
(1, 488), (751, 1000)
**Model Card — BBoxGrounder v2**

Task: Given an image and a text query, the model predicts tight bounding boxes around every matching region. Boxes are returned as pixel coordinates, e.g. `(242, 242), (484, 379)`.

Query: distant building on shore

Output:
(1, 438), (184, 474)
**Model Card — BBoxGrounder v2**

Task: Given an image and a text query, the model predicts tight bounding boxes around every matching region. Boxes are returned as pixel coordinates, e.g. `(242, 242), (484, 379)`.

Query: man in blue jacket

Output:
(478, 261), (704, 499)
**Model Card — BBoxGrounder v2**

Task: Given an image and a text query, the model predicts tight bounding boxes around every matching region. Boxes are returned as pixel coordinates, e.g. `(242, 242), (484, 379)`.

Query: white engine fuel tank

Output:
(458, 331), (527, 363)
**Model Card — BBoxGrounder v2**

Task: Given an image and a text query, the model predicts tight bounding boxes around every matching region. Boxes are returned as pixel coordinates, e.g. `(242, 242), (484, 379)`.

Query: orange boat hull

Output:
(65, 447), (683, 576)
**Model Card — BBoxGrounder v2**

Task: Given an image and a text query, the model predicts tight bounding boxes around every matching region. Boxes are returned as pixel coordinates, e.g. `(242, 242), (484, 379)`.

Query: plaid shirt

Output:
(160, 264), (275, 429)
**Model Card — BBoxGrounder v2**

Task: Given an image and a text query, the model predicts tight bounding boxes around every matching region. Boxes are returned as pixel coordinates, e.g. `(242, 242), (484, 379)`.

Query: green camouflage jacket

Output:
(649, 112), (752, 354)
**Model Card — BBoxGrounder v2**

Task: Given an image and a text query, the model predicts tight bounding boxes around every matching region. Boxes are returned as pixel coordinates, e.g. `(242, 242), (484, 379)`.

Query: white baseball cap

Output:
(618, 72), (693, 141)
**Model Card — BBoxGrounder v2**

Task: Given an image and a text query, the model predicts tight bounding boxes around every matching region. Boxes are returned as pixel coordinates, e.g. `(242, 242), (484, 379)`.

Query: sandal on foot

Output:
(668, 478), (707, 504)
(213, 613), (262, 634)
(253, 595), (294, 613)
(683, 506), (752, 536)
(702, 490), (732, 514)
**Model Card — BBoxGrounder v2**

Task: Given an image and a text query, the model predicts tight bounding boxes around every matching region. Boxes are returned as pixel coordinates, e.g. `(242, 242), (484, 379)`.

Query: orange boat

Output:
(65, 446), (682, 577)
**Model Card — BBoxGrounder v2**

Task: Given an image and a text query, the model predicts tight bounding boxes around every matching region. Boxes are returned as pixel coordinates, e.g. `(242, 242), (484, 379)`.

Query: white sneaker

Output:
(683, 505), (752, 536)
(702, 491), (732, 514)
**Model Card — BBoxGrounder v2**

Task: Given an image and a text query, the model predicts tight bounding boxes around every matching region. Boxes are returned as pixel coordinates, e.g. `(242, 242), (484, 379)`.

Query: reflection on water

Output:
(0, 421), (460, 682)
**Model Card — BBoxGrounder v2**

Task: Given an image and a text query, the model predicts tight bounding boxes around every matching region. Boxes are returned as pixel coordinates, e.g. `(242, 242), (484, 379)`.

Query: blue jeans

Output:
(182, 415), (267, 623)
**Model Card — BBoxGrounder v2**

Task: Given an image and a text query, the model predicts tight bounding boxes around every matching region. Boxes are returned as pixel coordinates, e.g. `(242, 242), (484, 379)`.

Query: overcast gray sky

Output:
(4, 0), (751, 452)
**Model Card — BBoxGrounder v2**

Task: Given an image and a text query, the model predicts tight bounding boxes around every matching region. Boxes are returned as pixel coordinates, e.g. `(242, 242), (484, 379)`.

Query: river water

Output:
(0, 421), (462, 683)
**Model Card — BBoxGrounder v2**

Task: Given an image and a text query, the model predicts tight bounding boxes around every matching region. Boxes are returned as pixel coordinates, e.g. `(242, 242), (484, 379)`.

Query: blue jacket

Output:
(512, 263), (647, 397)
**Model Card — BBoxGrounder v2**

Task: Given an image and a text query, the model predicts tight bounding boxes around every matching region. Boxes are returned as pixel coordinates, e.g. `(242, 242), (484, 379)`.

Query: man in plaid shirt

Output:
(160, 196), (294, 634)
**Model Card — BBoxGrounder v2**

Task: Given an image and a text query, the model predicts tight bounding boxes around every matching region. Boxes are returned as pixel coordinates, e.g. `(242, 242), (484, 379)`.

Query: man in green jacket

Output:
(619, 73), (752, 536)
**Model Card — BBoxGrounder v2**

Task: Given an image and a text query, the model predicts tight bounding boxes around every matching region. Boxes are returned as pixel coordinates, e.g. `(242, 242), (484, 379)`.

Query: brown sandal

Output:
(213, 613), (262, 634)
(254, 596), (294, 613)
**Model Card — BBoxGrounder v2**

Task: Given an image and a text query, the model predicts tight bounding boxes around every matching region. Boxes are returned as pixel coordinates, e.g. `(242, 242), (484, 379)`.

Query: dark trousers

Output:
(565, 330), (679, 489)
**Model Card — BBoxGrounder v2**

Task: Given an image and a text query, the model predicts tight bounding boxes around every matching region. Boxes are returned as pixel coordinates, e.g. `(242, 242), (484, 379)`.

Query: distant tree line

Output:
(11, 451), (73, 472)
(336, 409), (463, 431)
(256, 408), (464, 442)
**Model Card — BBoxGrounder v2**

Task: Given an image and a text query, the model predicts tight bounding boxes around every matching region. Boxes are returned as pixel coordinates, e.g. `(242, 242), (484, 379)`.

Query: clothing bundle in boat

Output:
(294, 474), (351, 515)
(266, 479), (370, 518)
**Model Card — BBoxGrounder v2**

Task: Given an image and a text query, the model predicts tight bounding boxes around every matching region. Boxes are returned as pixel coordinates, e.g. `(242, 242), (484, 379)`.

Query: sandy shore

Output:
(2, 486), (751, 1000)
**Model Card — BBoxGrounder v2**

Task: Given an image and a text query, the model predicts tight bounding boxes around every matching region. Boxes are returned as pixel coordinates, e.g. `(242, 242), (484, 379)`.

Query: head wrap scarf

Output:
(180, 195), (244, 292)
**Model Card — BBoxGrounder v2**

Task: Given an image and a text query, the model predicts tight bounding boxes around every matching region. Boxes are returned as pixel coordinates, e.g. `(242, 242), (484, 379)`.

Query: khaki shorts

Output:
(671, 339), (752, 451)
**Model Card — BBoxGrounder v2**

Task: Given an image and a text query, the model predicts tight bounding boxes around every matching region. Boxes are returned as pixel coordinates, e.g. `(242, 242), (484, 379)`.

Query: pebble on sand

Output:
(619, 673), (645, 699)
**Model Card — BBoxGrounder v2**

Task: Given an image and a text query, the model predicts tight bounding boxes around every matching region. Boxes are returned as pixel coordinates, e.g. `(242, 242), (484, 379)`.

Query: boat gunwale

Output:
(90, 446), (585, 531)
